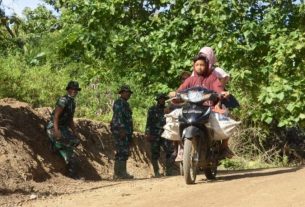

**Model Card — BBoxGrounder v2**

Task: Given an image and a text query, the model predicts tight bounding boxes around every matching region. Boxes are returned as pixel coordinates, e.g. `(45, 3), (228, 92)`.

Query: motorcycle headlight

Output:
(179, 90), (212, 103)
(187, 90), (204, 103)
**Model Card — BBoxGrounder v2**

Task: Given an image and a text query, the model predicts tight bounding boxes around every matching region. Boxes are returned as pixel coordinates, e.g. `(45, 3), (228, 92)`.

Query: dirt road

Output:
(1, 99), (305, 207)
(2, 99), (304, 206)
(15, 166), (304, 207)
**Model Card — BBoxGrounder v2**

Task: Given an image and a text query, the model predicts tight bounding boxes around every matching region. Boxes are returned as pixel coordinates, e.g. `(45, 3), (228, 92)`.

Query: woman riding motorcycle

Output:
(175, 53), (233, 158)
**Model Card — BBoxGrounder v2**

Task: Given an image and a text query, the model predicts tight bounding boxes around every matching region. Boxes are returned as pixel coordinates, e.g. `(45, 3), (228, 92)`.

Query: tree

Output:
(0, 1), (24, 52)
(4, 0), (305, 128)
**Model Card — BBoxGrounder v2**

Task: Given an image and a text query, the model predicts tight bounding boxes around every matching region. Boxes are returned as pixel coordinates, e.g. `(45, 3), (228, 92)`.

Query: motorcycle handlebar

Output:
(166, 92), (220, 104)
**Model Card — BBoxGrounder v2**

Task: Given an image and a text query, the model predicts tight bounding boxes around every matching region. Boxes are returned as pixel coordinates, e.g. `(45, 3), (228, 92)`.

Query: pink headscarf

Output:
(214, 67), (229, 78)
(199, 47), (217, 70)
(191, 46), (217, 77)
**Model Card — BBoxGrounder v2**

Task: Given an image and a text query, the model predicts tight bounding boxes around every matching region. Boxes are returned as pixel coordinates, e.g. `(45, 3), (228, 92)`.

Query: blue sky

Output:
(2, 0), (51, 16)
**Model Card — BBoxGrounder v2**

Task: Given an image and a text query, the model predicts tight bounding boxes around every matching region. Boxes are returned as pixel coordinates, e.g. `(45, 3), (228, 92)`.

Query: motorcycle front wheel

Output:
(179, 162), (184, 176)
(183, 138), (198, 184)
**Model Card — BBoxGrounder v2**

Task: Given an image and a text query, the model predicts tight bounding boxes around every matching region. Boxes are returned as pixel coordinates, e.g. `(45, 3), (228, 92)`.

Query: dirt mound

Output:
(0, 98), (161, 196)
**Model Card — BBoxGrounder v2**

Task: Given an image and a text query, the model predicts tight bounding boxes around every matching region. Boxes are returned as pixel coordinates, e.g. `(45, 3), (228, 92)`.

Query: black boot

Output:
(164, 159), (173, 176)
(113, 160), (122, 179)
(66, 159), (80, 179)
(120, 160), (134, 179)
(151, 160), (160, 177)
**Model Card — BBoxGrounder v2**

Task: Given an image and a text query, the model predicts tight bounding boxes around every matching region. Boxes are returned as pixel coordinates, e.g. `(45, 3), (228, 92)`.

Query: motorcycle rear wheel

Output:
(183, 139), (198, 184)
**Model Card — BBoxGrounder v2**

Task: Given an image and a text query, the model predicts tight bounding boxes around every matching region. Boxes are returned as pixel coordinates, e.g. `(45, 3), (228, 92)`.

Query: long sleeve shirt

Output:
(110, 97), (133, 135)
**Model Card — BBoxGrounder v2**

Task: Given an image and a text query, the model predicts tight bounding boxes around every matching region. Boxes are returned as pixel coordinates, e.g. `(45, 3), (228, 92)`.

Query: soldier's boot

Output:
(113, 160), (122, 179)
(120, 160), (134, 179)
(164, 159), (173, 176)
(66, 159), (80, 179)
(151, 160), (161, 177)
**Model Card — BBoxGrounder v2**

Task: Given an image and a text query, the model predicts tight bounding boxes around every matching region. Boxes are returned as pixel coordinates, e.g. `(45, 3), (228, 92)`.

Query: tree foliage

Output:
(0, 1), (23, 52)
(0, 0), (305, 131)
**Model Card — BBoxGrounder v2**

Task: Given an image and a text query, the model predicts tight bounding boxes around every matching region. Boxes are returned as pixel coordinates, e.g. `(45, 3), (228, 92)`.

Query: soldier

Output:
(145, 93), (174, 177)
(46, 80), (81, 179)
(111, 85), (134, 179)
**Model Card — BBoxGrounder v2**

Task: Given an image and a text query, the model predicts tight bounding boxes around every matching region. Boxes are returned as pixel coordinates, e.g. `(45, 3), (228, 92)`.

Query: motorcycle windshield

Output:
(179, 86), (215, 103)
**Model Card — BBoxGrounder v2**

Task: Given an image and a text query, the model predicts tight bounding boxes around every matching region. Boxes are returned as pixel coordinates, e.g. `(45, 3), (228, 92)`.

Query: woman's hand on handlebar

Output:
(168, 91), (177, 98)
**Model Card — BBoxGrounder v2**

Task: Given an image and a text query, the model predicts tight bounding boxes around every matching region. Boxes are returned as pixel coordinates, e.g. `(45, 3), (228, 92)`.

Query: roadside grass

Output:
(221, 124), (302, 170)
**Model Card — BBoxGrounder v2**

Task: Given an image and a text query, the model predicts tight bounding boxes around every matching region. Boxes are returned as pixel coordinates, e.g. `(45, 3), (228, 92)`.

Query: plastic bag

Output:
(205, 112), (241, 140)
(161, 108), (182, 141)
(175, 145), (183, 162)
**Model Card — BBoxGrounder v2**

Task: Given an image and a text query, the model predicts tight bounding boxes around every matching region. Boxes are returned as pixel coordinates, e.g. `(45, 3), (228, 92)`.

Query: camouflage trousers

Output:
(46, 126), (79, 164)
(113, 133), (132, 161)
(150, 137), (174, 161)
(46, 126), (76, 143)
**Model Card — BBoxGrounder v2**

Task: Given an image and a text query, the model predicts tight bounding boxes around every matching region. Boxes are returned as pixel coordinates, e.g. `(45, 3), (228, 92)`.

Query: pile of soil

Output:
(0, 98), (164, 198)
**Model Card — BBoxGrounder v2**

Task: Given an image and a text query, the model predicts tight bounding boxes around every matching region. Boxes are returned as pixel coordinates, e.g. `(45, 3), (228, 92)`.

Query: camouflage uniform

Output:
(111, 85), (134, 179)
(47, 95), (76, 129)
(146, 94), (174, 176)
(46, 95), (79, 162)
(110, 97), (133, 161)
(46, 80), (81, 179)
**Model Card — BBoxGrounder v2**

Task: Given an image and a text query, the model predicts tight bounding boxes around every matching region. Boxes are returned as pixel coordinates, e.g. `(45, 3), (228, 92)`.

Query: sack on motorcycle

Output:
(205, 112), (240, 140)
(161, 108), (182, 141)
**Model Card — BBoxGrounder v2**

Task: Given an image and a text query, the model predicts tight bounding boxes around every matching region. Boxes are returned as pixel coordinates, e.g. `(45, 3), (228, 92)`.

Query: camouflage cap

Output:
(118, 85), (133, 94)
(66, 81), (81, 91)
(155, 93), (169, 101)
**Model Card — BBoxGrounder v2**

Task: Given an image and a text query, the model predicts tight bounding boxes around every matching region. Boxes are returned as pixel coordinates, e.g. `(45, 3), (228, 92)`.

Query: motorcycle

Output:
(176, 86), (223, 184)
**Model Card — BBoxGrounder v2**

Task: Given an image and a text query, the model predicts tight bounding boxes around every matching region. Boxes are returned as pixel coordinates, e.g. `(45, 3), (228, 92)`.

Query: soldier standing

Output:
(111, 85), (134, 179)
(145, 93), (173, 177)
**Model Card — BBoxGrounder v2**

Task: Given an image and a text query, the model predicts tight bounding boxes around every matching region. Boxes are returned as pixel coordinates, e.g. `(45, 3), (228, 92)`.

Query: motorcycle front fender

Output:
(182, 126), (201, 139)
